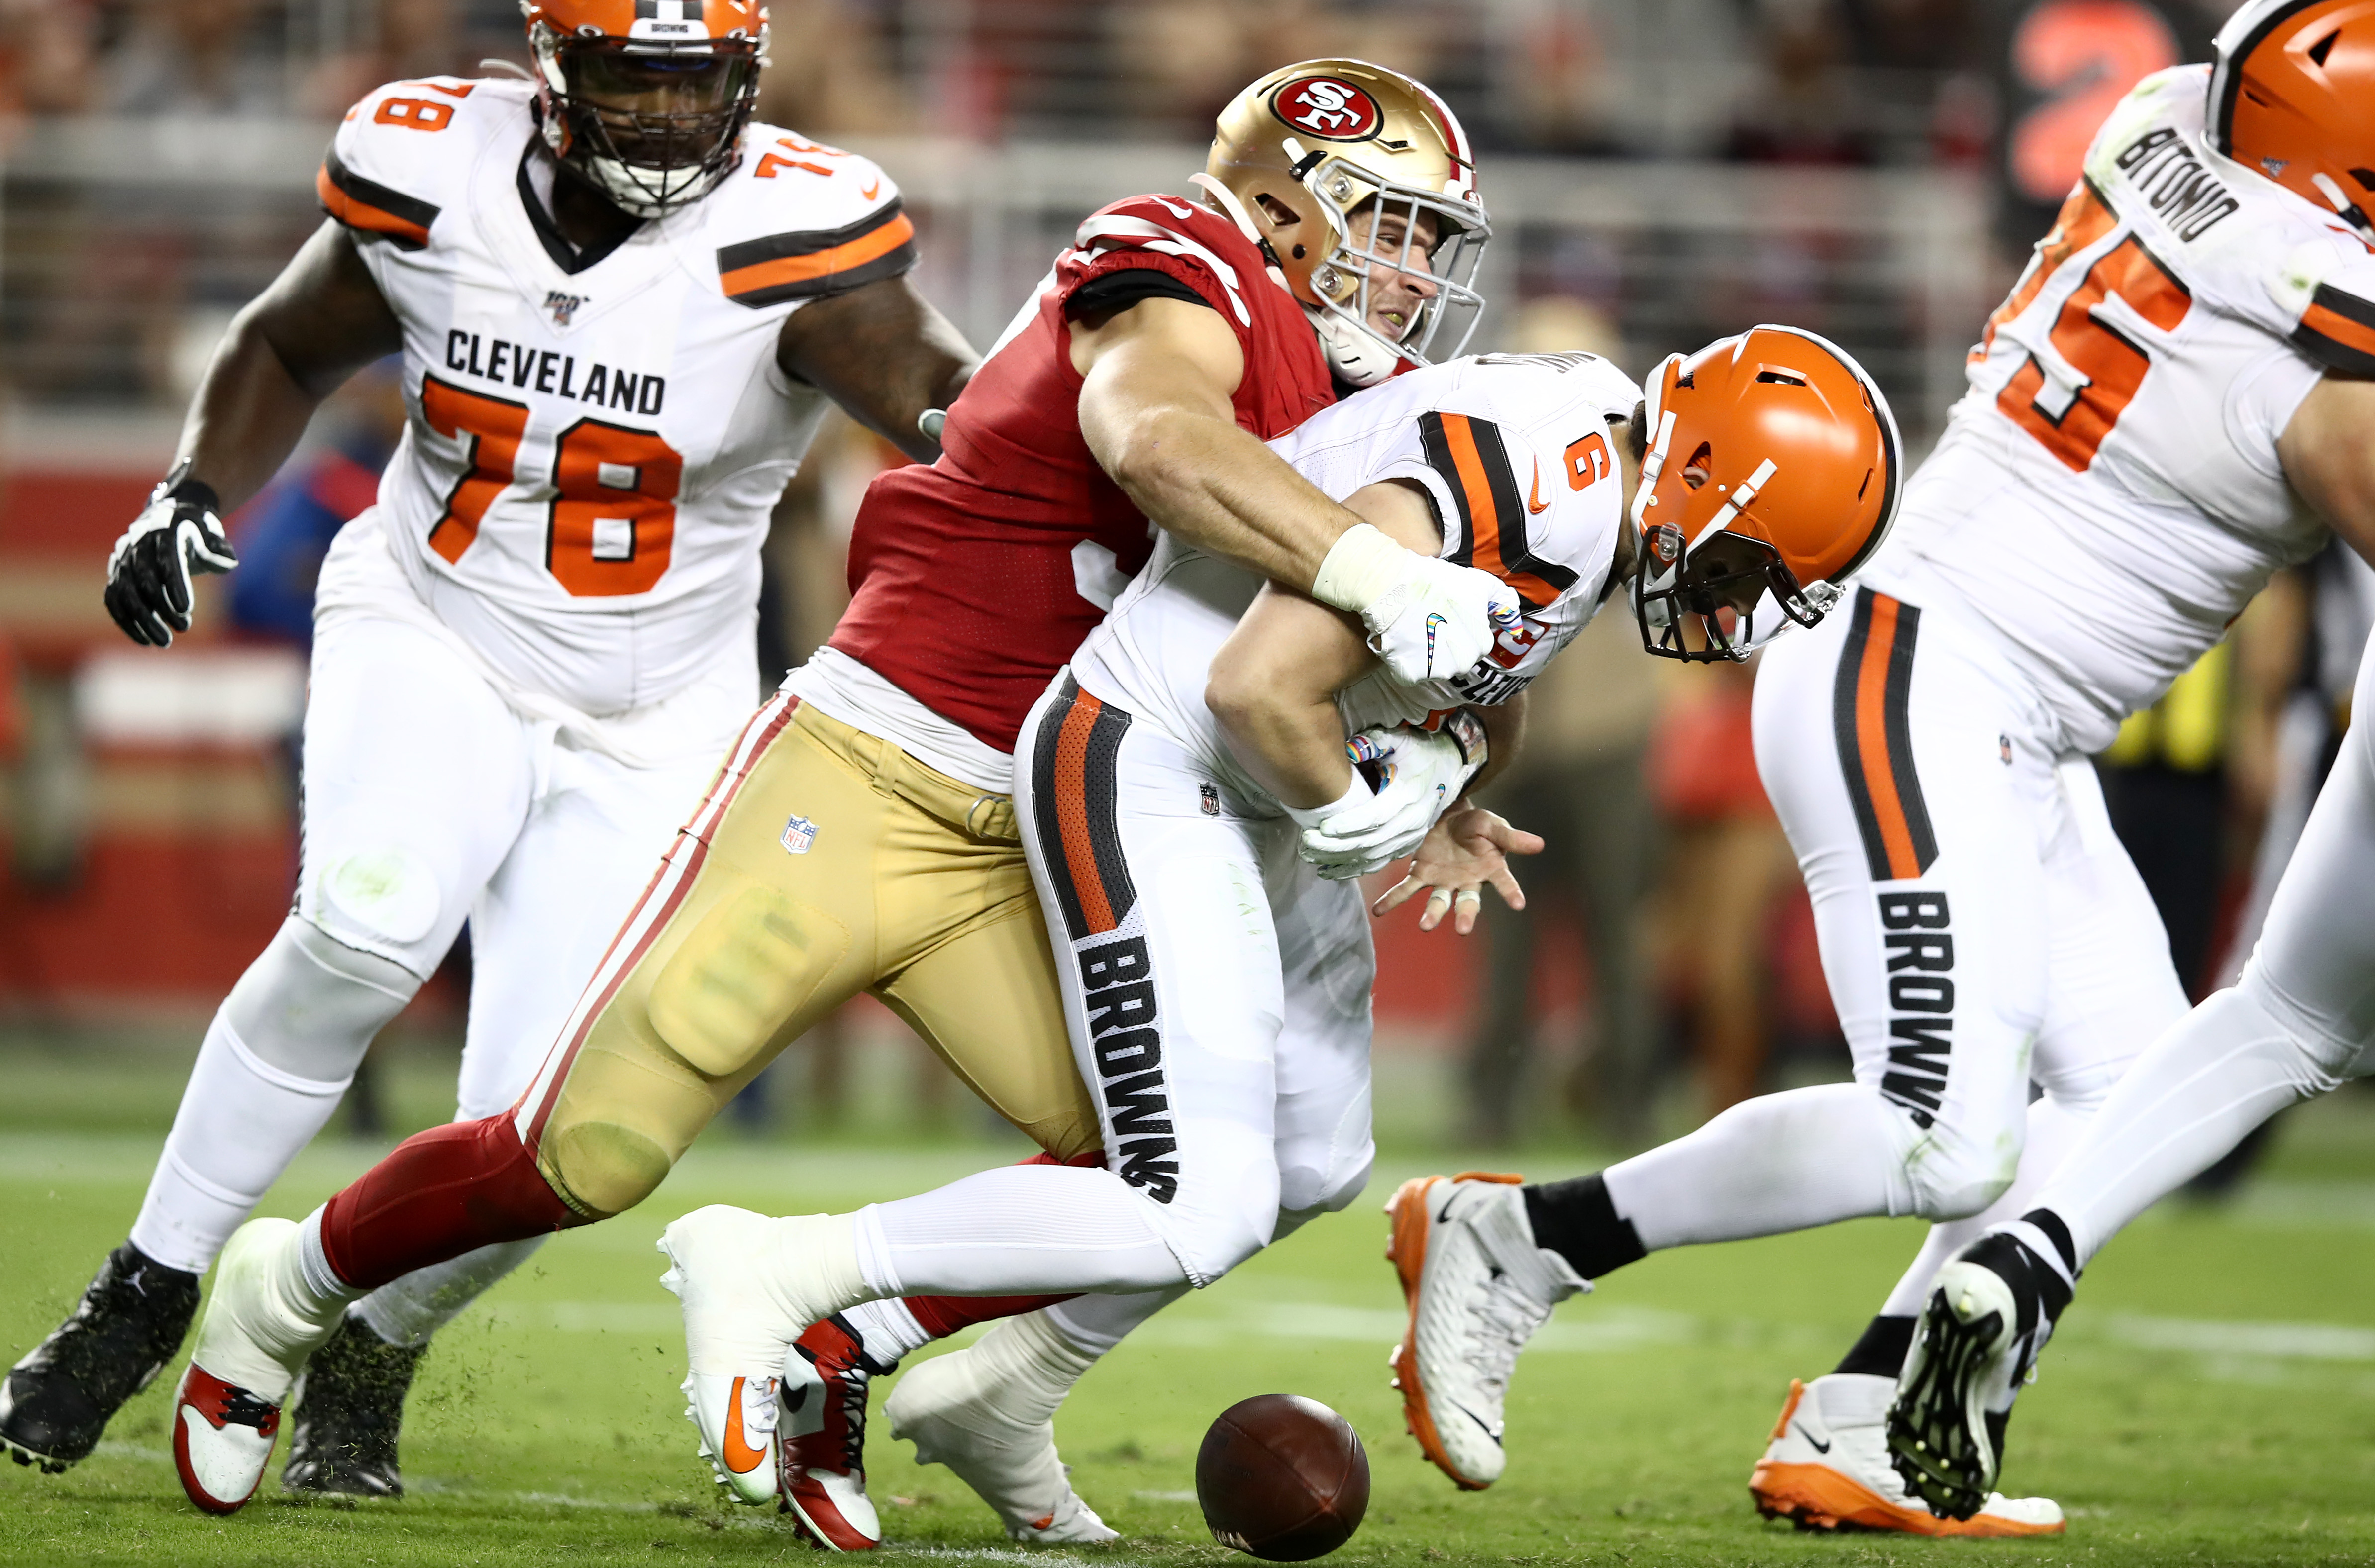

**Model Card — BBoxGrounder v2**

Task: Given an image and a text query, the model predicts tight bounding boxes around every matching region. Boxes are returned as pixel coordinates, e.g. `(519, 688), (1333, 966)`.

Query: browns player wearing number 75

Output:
(1391, 0), (2375, 1537)
(3, 0), (976, 1503)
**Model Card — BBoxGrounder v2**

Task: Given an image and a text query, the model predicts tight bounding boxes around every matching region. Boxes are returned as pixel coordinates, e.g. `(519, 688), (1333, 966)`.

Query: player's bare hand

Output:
(1371, 807), (1544, 935)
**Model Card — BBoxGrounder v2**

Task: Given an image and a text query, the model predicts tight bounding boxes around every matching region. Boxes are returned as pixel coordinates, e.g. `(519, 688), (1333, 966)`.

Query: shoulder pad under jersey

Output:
(2085, 66), (2375, 376)
(320, 77), (526, 251)
(2270, 231), (2375, 376)
(709, 127), (914, 309)
(1455, 351), (1642, 425)
(1063, 194), (1276, 329)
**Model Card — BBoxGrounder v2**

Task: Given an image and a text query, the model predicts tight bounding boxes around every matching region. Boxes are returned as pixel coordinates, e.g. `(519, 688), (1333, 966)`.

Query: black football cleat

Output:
(282, 1314), (425, 1498)
(1885, 1232), (2069, 1522)
(1, 1243), (201, 1472)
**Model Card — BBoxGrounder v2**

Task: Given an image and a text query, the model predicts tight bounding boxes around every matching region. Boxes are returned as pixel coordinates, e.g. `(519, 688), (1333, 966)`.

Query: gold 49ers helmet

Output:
(1630, 326), (1901, 662)
(2209, 0), (2375, 234)
(522, 0), (768, 218)
(1201, 60), (1489, 387)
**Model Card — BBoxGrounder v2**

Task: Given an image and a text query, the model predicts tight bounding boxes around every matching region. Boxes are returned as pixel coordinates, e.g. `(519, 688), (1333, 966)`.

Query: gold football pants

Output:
(509, 694), (1101, 1219)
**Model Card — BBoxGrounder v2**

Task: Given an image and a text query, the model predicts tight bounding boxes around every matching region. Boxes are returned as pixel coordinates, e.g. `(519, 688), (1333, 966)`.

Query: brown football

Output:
(1196, 1394), (1371, 1561)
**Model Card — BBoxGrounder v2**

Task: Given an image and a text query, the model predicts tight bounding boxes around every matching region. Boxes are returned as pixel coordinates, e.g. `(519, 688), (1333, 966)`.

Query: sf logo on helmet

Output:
(1273, 76), (1382, 140)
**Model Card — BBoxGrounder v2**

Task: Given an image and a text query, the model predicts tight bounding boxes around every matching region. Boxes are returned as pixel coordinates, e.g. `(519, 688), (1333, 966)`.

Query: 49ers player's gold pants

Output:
(508, 693), (1102, 1219)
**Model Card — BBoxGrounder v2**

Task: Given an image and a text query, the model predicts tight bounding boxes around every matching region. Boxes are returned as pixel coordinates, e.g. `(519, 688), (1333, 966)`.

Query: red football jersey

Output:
(827, 193), (1336, 754)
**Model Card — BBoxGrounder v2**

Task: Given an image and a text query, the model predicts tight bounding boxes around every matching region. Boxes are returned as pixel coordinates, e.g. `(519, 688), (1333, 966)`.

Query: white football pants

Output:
(130, 611), (733, 1332)
(859, 674), (1376, 1297)
(1599, 589), (2187, 1297)
(2037, 631), (2375, 1269)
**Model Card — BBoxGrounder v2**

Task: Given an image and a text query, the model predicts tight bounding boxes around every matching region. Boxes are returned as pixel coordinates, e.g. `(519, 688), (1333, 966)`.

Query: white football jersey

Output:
(1070, 353), (1639, 809)
(1865, 64), (2362, 753)
(311, 76), (914, 719)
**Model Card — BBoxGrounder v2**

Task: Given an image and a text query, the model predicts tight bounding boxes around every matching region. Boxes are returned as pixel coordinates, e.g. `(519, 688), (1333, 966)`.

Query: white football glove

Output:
(1310, 522), (1519, 684)
(1290, 717), (1488, 881)
(103, 467), (237, 648)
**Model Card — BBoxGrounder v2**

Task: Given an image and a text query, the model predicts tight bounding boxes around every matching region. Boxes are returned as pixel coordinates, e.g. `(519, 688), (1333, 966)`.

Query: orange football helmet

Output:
(1202, 60), (1489, 387)
(1629, 325), (1901, 662)
(2210, 0), (2375, 234)
(522, 0), (768, 217)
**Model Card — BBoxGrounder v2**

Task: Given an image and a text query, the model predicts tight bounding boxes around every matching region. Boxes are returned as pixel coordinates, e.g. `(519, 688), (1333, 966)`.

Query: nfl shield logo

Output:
(780, 814), (818, 855)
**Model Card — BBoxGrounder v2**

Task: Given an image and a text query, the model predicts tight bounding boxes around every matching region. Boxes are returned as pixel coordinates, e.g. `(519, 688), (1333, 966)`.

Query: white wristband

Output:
(1283, 772), (1369, 830)
(1309, 522), (1408, 615)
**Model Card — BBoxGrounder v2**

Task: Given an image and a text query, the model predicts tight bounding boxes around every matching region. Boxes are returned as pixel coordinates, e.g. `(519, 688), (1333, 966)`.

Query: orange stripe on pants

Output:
(1853, 596), (1924, 882)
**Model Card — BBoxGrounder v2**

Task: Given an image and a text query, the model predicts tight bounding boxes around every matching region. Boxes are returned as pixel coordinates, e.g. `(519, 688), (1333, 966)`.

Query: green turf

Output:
(8, 1038), (2375, 1566)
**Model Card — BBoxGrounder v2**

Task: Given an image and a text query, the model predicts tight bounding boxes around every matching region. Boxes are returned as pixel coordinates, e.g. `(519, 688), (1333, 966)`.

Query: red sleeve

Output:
(1054, 196), (1267, 343)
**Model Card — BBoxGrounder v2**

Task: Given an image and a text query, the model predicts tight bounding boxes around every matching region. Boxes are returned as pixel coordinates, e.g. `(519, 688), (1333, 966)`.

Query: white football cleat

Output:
(1887, 1233), (2063, 1522)
(677, 1369), (779, 1507)
(885, 1340), (1119, 1544)
(1385, 1173), (1585, 1490)
(170, 1218), (346, 1514)
(1750, 1374), (2062, 1536)
(659, 1206), (811, 1507)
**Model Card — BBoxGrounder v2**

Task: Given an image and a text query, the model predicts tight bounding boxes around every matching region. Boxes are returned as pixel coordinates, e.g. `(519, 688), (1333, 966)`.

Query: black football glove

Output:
(103, 464), (237, 648)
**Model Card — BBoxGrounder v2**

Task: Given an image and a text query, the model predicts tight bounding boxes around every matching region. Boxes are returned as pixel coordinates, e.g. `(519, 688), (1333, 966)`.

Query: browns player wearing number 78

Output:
(3, 0), (976, 1503)
(1391, 0), (2375, 1536)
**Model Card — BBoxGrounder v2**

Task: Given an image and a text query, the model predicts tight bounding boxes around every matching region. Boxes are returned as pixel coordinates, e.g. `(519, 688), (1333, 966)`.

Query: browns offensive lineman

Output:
(1, 0), (976, 1502)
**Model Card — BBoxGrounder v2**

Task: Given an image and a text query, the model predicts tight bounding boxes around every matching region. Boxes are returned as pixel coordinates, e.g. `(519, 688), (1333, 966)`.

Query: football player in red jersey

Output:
(2, 0), (979, 1510)
(145, 62), (1520, 1539)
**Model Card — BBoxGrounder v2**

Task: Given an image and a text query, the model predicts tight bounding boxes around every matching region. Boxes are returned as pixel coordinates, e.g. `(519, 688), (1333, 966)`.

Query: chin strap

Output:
(1309, 306), (1399, 388)
(1188, 173), (1294, 298)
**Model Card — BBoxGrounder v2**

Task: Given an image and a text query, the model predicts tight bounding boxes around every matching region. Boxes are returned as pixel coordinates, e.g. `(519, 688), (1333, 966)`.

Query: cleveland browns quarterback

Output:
(624, 325), (1901, 1564)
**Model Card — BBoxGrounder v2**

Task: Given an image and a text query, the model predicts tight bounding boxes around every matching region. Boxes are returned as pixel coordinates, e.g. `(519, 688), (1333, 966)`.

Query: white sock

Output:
(934, 1311), (1101, 1434)
(840, 1298), (933, 1365)
(130, 1010), (351, 1274)
(2035, 984), (2332, 1269)
(1878, 1095), (2084, 1319)
(1042, 1286), (1185, 1357)
(867, 1166), (1185, 1296)
(1603, 1083), (1915, 1252)
(295, 1208), (358, 1315)
(355, 1237), (548, 1350)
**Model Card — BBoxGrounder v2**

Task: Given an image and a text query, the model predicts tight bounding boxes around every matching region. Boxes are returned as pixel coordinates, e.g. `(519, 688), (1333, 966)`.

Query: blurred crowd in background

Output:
(0, 0), (2211, 158)
(1, 0), (2350, 1167)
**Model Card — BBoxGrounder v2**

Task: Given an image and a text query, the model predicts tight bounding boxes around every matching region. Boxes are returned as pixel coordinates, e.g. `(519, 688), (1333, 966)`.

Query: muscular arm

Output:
(1071, 297), (1371, 587)
(2278, 374), (2375, 567)
(175, 221), (403, 512)
(1205, 478), (1441, 807)
(778, 274), (977, 464)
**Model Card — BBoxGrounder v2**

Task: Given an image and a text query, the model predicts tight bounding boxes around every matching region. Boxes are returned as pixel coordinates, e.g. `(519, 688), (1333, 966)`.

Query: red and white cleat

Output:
(1751, 1374), (2063, 1536)
(171, 1363), (281, 1515)
(168, 1216), (348, 1515)
(776, 1316), (887, 1551)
